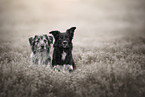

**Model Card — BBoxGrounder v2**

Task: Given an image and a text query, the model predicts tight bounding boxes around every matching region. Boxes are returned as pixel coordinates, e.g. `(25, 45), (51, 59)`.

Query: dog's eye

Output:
(44, 39), (47, 43)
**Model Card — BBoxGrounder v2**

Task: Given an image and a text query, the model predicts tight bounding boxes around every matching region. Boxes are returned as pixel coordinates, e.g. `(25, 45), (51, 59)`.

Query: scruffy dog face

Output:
(29, 35), (53, 53)
(49, 27), (76, 49)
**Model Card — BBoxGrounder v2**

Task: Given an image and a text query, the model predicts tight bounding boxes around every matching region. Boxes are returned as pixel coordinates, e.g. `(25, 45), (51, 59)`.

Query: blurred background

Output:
(0, 0), (145, 49)
(0, 1), (145, 97)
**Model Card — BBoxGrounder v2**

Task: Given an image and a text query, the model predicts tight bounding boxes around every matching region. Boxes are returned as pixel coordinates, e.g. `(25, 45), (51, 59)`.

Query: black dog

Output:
(49, 27), (76, 71)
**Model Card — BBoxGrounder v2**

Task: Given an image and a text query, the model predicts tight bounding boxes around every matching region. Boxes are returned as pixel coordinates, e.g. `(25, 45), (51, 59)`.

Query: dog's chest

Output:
(62, 51), (67, 61)
(31, 51), (49, 65)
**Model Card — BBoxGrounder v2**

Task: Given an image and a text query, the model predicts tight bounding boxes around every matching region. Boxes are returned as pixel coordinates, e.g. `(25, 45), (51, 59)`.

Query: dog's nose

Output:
(41, 45), (44, 48)
(63, 41), (67, 45)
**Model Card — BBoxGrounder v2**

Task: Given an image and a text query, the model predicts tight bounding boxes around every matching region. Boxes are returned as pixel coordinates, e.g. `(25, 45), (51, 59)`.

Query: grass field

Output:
(0, 0), (145, 97)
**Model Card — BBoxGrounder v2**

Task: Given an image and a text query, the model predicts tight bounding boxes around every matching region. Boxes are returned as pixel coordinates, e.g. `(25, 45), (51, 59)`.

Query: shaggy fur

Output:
(29, 34), (53, 65)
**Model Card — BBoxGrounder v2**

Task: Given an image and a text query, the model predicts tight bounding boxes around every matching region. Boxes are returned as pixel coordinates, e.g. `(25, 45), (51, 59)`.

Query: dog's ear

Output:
(48, 36), (53, 44)
(66, 27), (76, 38)
(49, 31), (60, 39)
(29, 35), (38, 54)
(29, 37), (34, 46)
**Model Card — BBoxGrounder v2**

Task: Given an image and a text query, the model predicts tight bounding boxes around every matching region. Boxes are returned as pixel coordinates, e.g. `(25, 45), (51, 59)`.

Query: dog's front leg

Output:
(45, 56), (51, 65)
(64, 53), (75, 70)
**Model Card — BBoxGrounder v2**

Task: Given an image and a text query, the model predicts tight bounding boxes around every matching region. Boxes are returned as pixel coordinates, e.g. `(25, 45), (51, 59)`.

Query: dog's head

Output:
(29, 34), (53, 53)
(49, 27), (76, 48)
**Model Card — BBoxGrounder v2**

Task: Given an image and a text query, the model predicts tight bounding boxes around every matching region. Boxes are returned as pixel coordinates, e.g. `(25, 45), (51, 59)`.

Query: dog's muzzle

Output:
(40, 45), (45, 49)
(38, 44), (48, 52)
(62, 41), (68, 48)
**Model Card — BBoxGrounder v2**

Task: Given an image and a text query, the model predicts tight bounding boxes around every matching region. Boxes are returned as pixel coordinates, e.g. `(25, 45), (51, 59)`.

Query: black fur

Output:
(49, 27), (76, 70)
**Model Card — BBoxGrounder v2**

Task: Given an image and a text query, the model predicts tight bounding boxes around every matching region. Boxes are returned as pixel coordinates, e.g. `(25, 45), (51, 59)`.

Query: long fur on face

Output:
(29, 34), (53, 65)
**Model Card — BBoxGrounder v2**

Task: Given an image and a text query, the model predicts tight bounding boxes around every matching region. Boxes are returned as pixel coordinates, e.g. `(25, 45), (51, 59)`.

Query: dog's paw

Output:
(53, 65), (62, 72)
(52, 65), (74, 72)
(63, 65), (73, 72)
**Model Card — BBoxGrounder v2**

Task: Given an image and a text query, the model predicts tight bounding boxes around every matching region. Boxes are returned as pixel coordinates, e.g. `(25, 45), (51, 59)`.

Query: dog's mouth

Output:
(39, 49), (45, 52)
(63, 45), (67, 48)
(62, 44), (69, 48)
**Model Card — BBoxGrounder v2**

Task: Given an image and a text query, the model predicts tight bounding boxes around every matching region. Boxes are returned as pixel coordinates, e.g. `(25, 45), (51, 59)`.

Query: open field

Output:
(0, 0), (145, 97)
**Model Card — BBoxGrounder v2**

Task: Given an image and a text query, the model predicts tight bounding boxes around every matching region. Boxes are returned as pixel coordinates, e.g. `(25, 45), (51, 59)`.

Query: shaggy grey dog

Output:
(29, 34), (53, 65)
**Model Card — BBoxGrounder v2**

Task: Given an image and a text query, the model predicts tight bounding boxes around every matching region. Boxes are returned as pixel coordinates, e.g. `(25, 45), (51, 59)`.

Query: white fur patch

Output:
(62, 51), (67, 60)
(53, 65), (73, 72)
(69, 65), (73, 70)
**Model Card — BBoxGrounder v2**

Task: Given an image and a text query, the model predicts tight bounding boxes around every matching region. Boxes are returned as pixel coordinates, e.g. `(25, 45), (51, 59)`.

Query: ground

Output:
(0, 0), (145, 97)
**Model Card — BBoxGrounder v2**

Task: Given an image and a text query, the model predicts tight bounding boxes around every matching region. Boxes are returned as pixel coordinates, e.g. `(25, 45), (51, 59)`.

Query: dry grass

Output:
(0, 0), (145, 97)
